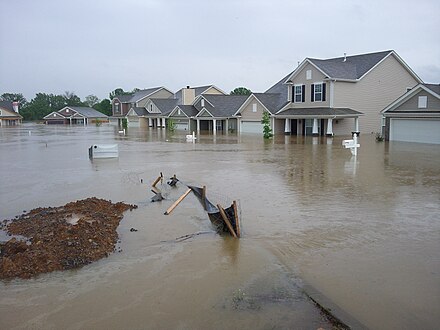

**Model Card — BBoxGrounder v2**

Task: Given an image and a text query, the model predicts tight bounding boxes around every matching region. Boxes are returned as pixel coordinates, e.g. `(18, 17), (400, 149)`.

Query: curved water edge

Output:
(1, 124), (439, 329)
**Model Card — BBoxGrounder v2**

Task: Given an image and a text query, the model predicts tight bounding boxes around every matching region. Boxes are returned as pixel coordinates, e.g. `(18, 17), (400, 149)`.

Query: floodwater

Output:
(1, 124), (439, 330)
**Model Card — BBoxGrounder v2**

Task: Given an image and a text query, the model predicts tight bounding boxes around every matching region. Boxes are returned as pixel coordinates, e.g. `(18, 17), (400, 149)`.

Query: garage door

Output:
(390, 119), (440, 144)
(241, 121), (263, 134)
(175, 122), (189, 131)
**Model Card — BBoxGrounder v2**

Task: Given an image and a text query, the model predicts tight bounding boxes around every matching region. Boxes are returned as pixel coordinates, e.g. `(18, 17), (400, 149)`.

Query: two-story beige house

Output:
(266, 50), (423, 136)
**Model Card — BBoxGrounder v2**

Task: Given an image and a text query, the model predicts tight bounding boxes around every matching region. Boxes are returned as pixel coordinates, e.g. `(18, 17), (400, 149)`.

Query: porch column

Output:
(312, 118), (319, 136)
(162, 118), (166, 128)
(226, 119), (229, 134)
(326, 118), (334, 136)
(354, 117), (359, 133)
(284, 118), (291, 134)
(213, 119), (217, 134)
(148, 118), (153, 127)
(197, 119), (200, 133)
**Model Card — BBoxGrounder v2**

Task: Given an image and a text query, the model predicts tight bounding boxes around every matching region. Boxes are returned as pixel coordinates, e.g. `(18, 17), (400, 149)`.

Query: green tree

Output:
(63, 91), (83, 106)
(93, 99), (112, 116)
(109, 88), (131, 100)
(261, 111), (273, 139)
(84, 94), (100, 108)
(0, 93), (27, 106)
(20, 93), (54, 121)
(230, 87), (252, 95)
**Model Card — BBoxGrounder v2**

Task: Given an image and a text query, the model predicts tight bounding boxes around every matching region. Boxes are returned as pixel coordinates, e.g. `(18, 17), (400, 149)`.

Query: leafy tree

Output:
(261, 110), (273, 139)
(93, 99), (112, 116)
(84, 94), (100, 107)
(20, 93), (54, 121)
(109, 88), (131, 100)
(0, 93), (27, 106)
(63, 91), (83, 106)
(230, 87), (252, 95)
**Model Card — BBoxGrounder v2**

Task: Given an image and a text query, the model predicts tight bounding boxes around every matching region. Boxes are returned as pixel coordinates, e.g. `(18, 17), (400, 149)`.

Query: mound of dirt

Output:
(0, 197), (137, 280)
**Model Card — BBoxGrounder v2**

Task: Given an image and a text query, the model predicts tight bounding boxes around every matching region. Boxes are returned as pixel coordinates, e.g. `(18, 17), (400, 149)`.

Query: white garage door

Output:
(175, 122), (189, 131)
(390, 119), (440, 144)
(241, 121), (263, 134)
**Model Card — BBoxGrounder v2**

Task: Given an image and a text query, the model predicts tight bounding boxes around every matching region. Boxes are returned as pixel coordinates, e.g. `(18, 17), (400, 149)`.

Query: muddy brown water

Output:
(1, 124), (439, 329)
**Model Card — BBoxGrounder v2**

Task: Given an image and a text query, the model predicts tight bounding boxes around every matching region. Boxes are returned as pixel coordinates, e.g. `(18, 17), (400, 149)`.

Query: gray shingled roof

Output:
(130, 87), (165, 102)
(174, 85), (219, 103)
(279, 107), (362, 117)
(253, 93), (289, 114)
(69, 107), (108, 118)
(151, 98), (179, 116)
(174, 105), (199, 117)
(425, 83), (440, 95)
(0, 101), (14, 112)
(130, 107), (148, 116)
(308, 50), (392, 80)
(113, 94), (133, 103)
(202, 95), (249, 117)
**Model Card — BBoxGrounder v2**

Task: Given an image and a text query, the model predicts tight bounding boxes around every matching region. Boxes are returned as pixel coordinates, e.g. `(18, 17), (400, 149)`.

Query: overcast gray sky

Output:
(1, 0), (439, 101)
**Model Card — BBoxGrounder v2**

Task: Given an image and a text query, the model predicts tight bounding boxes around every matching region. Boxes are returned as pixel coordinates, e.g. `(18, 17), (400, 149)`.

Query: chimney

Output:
(182, 86), (195, 105)
(12, 101), (19, 113)
(343, 53), (347, 62)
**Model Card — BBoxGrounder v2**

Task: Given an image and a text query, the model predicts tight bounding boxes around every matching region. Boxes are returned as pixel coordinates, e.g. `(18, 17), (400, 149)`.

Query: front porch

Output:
(276, 108), (363, 136)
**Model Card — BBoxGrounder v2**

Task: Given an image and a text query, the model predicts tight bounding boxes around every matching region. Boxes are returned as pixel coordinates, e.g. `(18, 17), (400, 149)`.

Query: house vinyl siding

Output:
(333, 54), (419, 134)
(289, 63), (329, 108)
(396, 90), (440, 111)
(136, 89), (173, 107)
(240, 98), (266, 121)
(202, 87), (224, 95)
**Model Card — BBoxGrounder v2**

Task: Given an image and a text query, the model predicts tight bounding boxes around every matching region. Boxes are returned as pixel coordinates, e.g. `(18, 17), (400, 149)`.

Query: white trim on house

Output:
(233, 94), (271, 116)
(134, 87), (174, 105)
(195, 108), (214, 118)
(192, 95), (215, 107)
(43, 111), (67, 119)
(168, 106), (190, 118)
(382, 84), (440, 113)
(284, 59), (329, 84)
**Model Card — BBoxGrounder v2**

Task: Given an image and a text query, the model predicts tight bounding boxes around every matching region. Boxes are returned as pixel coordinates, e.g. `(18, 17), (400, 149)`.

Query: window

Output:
(311, 83), (326, 102)
(252, 103), (257, 112)
(294, 85), (304, 103)
(150, 104), (153, 111)
(201, 99), (205, 107)
(114, 103), (120, 114)
(178, 109), (181, 115)
(418, 96), (427, 108)
(306, 70), (312, 80)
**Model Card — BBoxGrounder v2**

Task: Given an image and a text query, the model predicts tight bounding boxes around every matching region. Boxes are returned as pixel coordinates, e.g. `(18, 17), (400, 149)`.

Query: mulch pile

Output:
(0, 197), (137, 280)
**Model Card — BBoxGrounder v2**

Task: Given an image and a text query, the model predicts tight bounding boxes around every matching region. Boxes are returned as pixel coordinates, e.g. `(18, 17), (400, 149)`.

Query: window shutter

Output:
(311, 84), (315, 102)
(291, 86), (295, 102)
(322, 83), (326, 102)
(301, 85), (305, 102)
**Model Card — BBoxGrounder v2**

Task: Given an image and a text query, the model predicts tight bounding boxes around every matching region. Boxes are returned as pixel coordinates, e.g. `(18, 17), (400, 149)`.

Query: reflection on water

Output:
(1, 124), (439, 330)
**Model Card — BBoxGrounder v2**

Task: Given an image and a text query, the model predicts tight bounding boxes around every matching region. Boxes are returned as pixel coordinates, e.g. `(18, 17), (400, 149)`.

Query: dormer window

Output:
(66, 109), (69, 113)
(201, 99), (205, 107)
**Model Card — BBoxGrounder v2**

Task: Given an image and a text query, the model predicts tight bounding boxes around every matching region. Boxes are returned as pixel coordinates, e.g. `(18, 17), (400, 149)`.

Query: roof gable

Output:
(284, 50), (423, 83)
(382, 83), (440, 113)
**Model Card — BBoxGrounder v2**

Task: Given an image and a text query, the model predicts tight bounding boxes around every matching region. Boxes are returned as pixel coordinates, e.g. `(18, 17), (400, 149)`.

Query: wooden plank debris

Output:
(233, 200), (240, 238)
(164, 188), (192, 215)
(217, 204), (237, 238)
